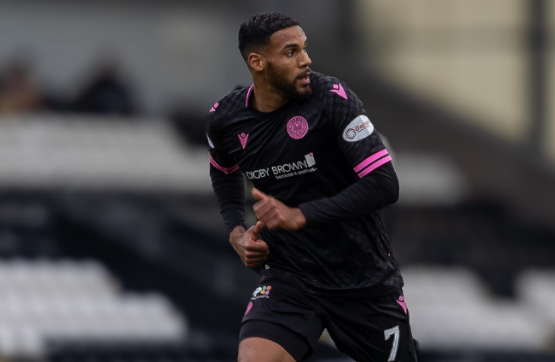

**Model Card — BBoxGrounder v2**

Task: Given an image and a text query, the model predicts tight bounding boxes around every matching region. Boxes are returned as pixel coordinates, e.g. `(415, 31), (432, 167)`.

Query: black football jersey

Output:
(207, 72), (403, 297)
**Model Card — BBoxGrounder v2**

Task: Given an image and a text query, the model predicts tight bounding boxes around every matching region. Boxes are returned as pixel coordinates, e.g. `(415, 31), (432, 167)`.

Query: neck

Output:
(251, 81), (289, 113)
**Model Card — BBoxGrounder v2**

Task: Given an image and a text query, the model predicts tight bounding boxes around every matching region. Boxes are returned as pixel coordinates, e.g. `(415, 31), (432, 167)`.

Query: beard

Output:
(267, 62), (312, 100)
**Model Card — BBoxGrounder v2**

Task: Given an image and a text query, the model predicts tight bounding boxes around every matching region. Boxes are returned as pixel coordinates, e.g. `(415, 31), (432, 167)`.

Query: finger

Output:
(252, 188), (268, 201)
(253, 201), (264, 214)
(254, 202), (280, 224)
(252, 221), (264, 236)
(248, 221), (264, 239)
(246, 260), (265, 268)
(256, 208), (281, 228)
(244, 251), (268, 261)
(245, 250), (270, 260)
(245, 254), (270, 266)
(244, 238), (269, 252)
(245, 247), (269, 257)
(266, 219), (282, 230)
(253, 200), (274, 217)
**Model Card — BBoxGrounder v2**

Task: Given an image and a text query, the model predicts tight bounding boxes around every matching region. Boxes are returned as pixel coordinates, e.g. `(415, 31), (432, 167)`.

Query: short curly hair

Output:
(238, 12), (299, 62)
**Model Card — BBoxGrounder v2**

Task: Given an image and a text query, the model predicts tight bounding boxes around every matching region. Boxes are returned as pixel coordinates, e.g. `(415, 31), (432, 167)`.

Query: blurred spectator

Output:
(72, 59), (136, 116)
(0, 61), (43, 114)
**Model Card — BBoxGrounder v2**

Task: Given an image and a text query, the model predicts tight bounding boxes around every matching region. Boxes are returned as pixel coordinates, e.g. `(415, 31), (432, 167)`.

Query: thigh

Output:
(239, 324), (298, 362)
(322, 290), (418, 362)
(240, 280), (325, 361)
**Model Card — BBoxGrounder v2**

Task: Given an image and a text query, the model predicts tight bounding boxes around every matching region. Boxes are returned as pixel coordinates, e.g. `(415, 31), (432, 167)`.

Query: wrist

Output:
(298, 203), (316, 225)
(231, 225), (246, 233)
(227, 220), (247, 232)
(292, 208), (307, 229)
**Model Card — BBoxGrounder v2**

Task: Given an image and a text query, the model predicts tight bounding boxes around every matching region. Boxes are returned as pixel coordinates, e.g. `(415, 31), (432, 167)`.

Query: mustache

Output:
(297, 68), (311, 78)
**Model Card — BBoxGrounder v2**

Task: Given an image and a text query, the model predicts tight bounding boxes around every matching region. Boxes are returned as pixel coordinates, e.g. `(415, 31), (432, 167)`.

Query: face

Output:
(264, 26), (312, 100)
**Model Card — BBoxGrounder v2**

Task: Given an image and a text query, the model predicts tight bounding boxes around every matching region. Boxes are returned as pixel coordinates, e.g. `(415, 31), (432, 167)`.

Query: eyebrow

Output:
(281, 38), (308, 51)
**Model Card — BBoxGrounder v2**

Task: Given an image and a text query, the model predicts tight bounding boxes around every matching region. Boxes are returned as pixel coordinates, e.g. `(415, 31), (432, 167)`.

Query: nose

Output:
(300, 51), (312, 68)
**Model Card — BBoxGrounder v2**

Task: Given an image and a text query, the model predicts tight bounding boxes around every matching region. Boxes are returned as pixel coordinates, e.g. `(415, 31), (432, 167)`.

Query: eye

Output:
(286, 50), (295, 57)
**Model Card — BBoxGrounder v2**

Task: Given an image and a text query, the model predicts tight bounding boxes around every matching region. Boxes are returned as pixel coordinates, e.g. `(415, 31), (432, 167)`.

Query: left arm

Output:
(298, 161), (398, 224)
(253, 78), (398, 230)
(252, 161), (398, 229)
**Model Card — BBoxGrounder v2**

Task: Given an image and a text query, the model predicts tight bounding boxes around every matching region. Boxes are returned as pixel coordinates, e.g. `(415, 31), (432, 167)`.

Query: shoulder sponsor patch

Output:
(342, 115), (374, 142)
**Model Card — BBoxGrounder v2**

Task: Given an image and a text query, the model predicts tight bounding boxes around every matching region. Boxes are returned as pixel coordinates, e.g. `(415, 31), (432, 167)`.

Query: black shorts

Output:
(239, 279), (417, 361)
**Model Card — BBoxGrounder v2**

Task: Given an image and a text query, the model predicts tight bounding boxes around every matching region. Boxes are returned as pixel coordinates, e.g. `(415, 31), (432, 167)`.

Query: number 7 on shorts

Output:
(384, 325), (400, 361)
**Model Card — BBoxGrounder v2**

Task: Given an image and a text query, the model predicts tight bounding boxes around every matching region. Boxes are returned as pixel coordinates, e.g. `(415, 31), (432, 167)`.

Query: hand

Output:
(252, 188), (306, 231)
(229, 222), (270, 268)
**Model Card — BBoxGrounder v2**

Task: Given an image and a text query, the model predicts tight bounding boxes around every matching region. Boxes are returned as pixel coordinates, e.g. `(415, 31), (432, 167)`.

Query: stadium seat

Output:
(0, 259), (187, 359)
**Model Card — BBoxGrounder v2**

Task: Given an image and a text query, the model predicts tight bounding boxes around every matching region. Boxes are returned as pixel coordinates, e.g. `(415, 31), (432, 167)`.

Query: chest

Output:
(217, 99), (357, 200)
(224, 103), (331, 166)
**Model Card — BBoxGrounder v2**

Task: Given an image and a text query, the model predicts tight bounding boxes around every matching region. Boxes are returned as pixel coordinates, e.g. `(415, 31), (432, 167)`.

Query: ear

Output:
(247, 53), (265, 72)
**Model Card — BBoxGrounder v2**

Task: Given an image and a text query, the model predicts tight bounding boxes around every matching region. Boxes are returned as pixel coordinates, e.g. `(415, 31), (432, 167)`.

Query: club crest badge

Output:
(287, 116), (308, 139)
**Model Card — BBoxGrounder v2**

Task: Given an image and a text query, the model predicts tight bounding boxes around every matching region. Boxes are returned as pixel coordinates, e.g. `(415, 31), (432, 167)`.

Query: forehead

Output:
(268, 26), (306, 50)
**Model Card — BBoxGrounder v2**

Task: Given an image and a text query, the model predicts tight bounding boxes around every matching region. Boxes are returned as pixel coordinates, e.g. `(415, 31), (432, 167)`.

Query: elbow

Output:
(391, 180), (399, 204)
(377, 162), (399, 206)
(387, 174), (400, 205)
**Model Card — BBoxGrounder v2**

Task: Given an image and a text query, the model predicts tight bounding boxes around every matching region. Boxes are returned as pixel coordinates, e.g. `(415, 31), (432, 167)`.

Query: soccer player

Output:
(207, 12), (417, 362)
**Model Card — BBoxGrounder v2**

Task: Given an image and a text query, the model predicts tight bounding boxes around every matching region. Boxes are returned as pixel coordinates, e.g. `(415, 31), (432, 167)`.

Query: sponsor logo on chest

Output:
(246, 153), (317, 180)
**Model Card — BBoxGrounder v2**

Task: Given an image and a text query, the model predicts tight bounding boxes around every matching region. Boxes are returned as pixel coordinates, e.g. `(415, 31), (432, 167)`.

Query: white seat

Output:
(402, 266), (553, 351)
(0, 258), (187, 356)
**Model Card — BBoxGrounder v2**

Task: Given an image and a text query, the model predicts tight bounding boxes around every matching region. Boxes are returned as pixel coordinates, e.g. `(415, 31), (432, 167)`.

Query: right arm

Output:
(209, 158), (246, 232)
(207, 112), (269, 267)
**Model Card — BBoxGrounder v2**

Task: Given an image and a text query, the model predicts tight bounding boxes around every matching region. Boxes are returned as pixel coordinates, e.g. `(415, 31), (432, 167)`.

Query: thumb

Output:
(252, 188), (268, 201)
(250, 221), (264, 238)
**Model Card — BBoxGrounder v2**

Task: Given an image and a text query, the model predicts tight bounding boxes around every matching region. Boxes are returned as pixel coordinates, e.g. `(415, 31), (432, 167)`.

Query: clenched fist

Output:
(252, 188), (306, 231)
(229, 222), (270, 268)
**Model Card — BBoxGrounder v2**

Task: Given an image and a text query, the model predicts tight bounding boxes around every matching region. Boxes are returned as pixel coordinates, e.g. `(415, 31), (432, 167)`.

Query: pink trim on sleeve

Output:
(357, 156), (392, 178)
(353, 149), (389, 173)
(210, 156), (239, 175)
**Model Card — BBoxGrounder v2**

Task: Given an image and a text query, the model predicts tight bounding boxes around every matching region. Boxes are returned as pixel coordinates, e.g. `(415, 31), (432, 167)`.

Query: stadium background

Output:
(0, 0), (553, 361)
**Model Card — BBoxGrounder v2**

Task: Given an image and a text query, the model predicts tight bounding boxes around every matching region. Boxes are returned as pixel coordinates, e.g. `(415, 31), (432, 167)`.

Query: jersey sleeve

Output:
(206, 108), (240, 175)
(297, 80), (399, 224)
(206, 108), (246, 231)
(325, 80), (392, 179)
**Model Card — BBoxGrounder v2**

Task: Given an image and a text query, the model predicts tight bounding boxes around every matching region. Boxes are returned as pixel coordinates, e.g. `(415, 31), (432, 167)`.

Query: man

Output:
(207, 12), (417, 362)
